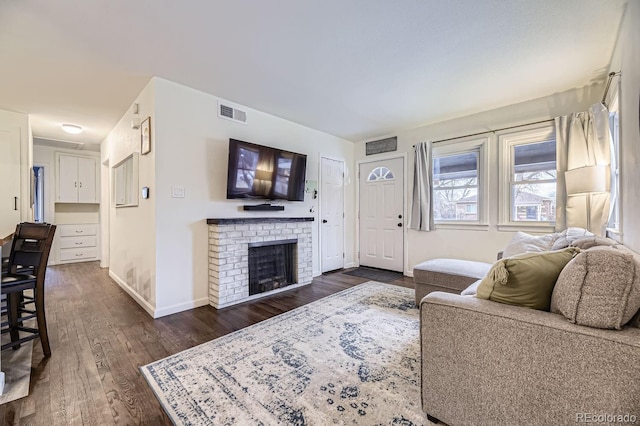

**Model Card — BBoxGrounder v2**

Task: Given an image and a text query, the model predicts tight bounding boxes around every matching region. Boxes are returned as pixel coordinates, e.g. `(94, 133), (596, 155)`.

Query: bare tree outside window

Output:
(511, 141), (556, 222)
(433, 152), (478, 221)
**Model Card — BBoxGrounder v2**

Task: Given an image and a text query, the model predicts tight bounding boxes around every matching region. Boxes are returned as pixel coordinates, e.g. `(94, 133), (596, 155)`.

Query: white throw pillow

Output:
(551, 227), (594, 250)
(502, 231), (559, 258)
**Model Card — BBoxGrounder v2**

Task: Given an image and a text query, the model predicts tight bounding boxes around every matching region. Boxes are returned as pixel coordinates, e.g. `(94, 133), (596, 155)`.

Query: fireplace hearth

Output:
(249, 239), (297, 295)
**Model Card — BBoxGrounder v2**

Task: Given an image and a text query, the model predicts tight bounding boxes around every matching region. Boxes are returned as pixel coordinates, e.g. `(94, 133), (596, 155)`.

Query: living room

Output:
(0, 0), (639, 424)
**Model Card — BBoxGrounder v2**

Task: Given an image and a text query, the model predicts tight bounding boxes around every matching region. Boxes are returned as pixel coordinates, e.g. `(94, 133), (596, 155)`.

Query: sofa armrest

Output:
(420, 292), (640, 426)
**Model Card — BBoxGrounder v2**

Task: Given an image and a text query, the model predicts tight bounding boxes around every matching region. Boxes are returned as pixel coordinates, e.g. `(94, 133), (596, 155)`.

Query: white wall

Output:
(0, 109), (33, 225)
(607, 1), (640, 253)
(102, 77), (353, 318)
(152, 77), (355, 317)
(102, 79), (157, 315)
(355, 84), (604, 271)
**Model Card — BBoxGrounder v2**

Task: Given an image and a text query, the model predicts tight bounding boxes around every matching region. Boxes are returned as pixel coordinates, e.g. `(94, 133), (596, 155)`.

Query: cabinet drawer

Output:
(59, 236), (97, 249)
(59, 247), (97, 261)
(59, 224), (97, 237)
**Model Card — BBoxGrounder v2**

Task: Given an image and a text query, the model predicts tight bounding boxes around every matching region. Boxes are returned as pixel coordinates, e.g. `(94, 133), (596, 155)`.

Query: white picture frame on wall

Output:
(141, 116), (151, 155)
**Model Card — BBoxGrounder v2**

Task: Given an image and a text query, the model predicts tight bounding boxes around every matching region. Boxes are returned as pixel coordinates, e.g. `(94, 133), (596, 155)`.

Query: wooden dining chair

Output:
(1, 223), (56, 356)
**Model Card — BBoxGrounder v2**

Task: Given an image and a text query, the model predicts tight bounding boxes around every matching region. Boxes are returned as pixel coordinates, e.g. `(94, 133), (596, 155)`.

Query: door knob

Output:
(322, 219), (328, 223)
(397, 223), (402, 227)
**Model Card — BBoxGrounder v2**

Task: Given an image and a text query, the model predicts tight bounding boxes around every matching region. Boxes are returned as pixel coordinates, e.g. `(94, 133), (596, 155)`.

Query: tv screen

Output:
(226, 139), (307, 201)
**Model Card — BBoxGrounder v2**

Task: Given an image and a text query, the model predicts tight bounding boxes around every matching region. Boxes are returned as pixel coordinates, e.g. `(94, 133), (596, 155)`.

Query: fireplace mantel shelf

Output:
(207, 217), (314, 225)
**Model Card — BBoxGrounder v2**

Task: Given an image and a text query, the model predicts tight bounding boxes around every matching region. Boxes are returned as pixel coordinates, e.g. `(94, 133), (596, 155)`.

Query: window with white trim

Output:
(499, 125), (556, 227)
(608, 91), (620, 233)
(432, 137), (488, 225)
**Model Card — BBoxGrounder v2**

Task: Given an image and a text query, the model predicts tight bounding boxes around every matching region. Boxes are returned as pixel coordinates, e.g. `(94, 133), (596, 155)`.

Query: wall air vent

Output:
(218, 101), (247, 124)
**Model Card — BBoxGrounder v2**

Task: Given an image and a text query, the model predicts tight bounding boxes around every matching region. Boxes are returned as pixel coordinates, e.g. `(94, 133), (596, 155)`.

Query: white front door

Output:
(320, 157), (344, 272)
(359, 157), (404, 272)
(0, 128), (21, 238)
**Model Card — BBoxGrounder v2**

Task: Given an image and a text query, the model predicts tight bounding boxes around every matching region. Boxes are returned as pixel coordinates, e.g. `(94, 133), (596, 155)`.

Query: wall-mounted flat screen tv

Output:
(226, 139), (307, 201)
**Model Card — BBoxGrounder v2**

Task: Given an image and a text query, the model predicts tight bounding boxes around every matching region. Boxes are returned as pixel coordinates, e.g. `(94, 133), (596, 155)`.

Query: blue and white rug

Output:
(141, 282), (427, 425)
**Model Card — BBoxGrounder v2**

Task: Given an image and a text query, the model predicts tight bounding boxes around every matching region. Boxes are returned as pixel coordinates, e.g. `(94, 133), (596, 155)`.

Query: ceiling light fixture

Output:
(62, 124), (83, 134)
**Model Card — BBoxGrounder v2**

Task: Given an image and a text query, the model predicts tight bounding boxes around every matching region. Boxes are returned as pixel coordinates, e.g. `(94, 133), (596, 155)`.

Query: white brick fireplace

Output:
(207, 217), (314, 309)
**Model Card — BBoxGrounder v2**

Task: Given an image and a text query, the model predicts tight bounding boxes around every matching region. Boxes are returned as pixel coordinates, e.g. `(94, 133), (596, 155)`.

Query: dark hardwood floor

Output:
(0, 262), (413, 425)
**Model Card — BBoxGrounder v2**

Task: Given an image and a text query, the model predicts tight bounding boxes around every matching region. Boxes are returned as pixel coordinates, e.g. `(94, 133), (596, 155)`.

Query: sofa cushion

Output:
(476, 247), (579, 310)
(413, 258), (492, 305)
(550, 248), (640, 330)
(502, 231), (559, 258)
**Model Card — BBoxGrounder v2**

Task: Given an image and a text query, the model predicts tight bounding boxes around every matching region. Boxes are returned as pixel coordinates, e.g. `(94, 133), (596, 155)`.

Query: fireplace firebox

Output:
(248, 239), (298, 295)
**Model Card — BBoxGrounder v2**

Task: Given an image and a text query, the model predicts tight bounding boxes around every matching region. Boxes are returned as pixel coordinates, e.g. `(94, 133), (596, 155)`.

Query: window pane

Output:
(433, 151), (479, 222)
(608, 108), (620, 230)
(514, 169), (557, 182)
(434, 188), (478, 221)
(433, 152), (478, 181)
(511, 183), (556, 221)
(514, 140), (555, 173)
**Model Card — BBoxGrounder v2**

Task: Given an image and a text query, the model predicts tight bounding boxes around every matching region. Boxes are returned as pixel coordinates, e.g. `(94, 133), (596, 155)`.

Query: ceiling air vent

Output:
(218, 102), (247, 124)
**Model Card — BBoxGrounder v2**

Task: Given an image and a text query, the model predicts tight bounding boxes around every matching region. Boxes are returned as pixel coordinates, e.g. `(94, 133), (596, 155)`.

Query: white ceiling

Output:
(0, 0), (627, 145)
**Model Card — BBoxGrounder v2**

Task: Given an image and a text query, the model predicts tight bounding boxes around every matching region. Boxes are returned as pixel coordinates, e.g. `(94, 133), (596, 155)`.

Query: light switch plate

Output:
(171, 185), (185, 198)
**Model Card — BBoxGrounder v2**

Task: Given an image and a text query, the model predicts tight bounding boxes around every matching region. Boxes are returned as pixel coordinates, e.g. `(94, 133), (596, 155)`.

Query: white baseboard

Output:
(0, 371), (5, 395)
(108, 271), (211, 318)
(344, 262), (356, 269)
(154, 297), (210, 318)
(313, 269), (321, 277)
(108, 271), (156, 317)
(405, 270), (414, 278)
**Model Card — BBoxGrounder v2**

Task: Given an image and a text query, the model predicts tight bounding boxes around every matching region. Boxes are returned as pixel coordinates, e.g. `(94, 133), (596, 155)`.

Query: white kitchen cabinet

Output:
(0, 127), (21, 237)
(56, 223), (99, 263)
(56, 154), (98, 203)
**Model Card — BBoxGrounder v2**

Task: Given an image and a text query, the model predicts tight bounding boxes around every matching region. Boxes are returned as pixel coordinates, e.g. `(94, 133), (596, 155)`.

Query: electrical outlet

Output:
(171, 185), (185, 198)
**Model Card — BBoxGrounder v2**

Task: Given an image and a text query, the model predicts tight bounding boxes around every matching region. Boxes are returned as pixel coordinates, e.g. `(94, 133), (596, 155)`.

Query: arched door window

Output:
(367, 166), (395, 182)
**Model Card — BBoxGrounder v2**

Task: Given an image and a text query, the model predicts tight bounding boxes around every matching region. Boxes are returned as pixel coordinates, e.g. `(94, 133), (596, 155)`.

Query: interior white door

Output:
(359, 157), (404, 272)
(320, 157), (345, 272)
(0, 128), (21, 237)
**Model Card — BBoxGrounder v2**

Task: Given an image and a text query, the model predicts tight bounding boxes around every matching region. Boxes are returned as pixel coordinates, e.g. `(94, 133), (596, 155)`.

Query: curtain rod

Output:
(412, 119), (554, 148)
(601, 71), (621, 106)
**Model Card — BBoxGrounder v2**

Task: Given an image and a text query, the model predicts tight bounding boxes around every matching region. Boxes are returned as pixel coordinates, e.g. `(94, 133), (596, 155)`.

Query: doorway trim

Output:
(318, 154), (348, 275)
(33, 162), (53, 224)
(356, 153), (408, 275)
(100, 157), (110, 269)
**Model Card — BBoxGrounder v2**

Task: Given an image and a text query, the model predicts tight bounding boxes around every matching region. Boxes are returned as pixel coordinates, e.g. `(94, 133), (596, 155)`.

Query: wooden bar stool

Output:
(1, 223), (56, 356)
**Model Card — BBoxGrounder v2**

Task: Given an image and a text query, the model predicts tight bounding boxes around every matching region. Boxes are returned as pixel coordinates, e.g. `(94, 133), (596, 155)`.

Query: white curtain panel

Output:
(555, 103), (611, 235)
(409, 142), (432, 231)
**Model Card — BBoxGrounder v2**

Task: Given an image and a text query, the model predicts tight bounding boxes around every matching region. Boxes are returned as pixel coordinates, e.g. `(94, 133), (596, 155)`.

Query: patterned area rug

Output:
(141, 282), (428, 425)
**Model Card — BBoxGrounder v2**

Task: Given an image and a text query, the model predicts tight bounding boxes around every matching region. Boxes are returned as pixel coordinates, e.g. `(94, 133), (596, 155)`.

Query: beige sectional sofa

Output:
(421, 292), (640, 425)
(419, 236), (640, 425)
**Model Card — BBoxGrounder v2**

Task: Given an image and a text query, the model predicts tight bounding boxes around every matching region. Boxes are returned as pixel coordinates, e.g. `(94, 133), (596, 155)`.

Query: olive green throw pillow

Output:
(476, 247), (580, 311)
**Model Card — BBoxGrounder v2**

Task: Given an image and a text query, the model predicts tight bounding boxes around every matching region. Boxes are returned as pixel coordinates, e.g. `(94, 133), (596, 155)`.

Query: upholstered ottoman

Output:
(413, 258), (492, 305)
